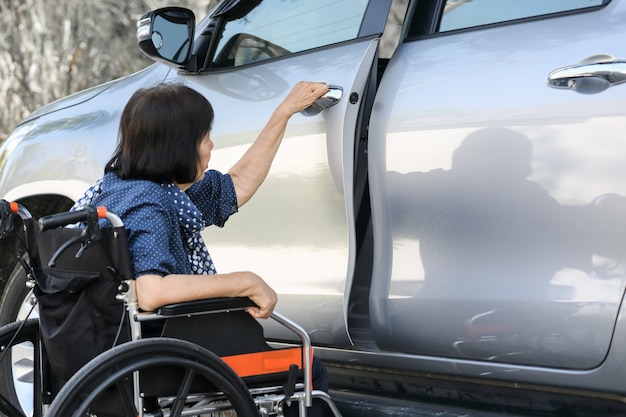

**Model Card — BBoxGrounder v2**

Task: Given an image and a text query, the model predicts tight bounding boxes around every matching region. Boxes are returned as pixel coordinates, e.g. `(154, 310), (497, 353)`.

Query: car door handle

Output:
(547, 54), (626, 94)
(300, 85), (343, 116)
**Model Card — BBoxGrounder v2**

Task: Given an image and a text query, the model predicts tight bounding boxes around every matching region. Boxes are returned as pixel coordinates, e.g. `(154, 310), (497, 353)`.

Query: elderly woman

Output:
(73, 81), (331, 415)
(74, 81), (328, 317)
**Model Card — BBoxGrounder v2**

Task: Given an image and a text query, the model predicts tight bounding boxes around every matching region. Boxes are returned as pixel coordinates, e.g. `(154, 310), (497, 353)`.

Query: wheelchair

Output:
(0, 200), (342, 417)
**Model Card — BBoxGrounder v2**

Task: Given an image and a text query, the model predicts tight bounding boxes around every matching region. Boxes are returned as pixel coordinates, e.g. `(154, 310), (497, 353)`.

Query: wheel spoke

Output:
(170, 368), (195, 417)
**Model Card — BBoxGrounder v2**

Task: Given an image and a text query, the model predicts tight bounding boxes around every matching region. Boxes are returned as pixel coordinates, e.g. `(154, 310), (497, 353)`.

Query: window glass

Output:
(440, 0), (605, 32)
(212, 0), (370, 68)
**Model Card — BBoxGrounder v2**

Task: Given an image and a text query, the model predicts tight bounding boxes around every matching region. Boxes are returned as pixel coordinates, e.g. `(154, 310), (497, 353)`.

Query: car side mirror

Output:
(137, 7), (196, 70)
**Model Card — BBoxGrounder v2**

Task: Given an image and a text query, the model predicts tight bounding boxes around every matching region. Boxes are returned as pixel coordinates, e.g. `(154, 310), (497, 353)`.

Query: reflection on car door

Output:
(369, 0), (626, 387)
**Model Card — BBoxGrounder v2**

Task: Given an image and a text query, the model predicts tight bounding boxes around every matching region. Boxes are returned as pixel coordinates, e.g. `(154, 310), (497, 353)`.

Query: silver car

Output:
(1, 0), (625, 415)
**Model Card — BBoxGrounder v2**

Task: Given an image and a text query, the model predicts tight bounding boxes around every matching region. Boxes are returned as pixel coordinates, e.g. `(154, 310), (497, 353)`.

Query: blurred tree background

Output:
(0, 0), (219, 142)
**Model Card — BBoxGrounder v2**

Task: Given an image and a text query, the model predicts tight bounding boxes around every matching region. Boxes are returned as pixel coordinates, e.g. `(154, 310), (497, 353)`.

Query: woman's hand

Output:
(243, 272), (278, 319)
(276, 81), (329, 118)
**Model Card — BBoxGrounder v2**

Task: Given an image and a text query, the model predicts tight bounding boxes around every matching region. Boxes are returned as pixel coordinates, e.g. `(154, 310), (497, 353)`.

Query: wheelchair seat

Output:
(159, 300), (311, 385)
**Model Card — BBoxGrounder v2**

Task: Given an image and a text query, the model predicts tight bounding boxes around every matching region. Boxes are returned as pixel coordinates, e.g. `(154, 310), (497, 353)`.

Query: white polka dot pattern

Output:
(72, 171), (238, 277)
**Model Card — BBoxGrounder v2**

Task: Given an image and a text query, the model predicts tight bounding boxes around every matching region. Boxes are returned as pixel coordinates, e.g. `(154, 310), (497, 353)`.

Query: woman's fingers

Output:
(283, 81), (329, 115)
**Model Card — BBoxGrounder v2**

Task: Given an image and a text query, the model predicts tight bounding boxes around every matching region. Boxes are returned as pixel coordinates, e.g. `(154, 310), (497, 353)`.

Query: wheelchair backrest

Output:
(31, 207), (134, 384)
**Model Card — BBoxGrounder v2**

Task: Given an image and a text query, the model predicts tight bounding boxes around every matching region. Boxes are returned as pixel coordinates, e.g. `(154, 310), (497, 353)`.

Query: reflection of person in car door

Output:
(389, 128), (607, 300)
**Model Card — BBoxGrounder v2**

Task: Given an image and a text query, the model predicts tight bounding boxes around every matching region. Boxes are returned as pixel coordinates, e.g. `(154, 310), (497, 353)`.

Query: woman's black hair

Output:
(105, 83), (214, 183)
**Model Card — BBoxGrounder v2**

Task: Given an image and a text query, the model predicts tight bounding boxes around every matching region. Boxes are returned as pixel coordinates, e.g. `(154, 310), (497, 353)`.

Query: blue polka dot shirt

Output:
(87, 171), (238, 277)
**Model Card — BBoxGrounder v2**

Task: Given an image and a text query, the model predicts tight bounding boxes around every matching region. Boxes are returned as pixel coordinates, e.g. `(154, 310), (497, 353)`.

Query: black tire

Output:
(47, 337), (258, 417)
(0, 264), (38, 417)
(0, 319), (44, 417)
(0, 262), (35, 326)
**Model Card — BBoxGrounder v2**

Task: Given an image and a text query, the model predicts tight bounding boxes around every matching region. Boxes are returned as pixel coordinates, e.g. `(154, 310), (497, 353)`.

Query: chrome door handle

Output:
(300, 85), (343, 116)
(547, 54), (626, 94)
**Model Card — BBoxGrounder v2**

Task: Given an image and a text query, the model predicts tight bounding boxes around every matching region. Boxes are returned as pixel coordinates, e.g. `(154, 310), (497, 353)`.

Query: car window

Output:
(211, 0), (370, 68)
(440, 0), (606, 32)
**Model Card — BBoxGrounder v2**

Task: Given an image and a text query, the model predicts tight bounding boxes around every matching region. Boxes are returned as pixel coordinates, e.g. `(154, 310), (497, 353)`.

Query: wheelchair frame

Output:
(0, 200), (343, 417)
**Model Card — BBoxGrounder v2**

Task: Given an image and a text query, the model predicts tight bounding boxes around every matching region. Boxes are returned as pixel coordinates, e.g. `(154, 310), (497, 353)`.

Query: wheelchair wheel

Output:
(0, 319), (45, 417)
(46, 337), (258, 417)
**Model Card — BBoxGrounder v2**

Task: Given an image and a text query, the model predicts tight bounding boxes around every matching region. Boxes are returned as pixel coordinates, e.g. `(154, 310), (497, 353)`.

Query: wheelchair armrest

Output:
(156, 297), (256, 317)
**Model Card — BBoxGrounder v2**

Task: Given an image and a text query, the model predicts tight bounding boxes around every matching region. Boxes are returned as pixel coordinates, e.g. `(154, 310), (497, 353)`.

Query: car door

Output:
(166, 0), (391, 345)
(369, 0), (626, 393)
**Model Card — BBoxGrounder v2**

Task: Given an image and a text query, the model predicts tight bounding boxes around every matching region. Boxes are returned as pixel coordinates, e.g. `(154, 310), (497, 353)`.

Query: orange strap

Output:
(222, 347), (313, 379)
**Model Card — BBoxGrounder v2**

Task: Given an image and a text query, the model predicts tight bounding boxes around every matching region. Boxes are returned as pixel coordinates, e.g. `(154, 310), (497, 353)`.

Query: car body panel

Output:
(368, 0), (626, 391)
(0, 64), (172, 201)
